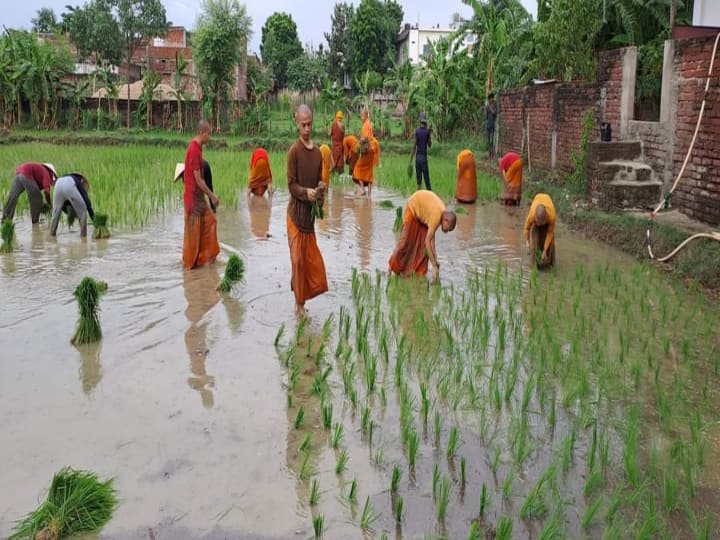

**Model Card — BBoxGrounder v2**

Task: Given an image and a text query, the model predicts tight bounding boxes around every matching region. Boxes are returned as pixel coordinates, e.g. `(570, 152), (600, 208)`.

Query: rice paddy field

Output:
(1, 140), (719, 539)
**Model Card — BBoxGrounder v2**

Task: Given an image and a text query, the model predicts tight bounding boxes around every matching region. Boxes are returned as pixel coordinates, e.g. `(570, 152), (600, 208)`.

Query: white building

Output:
(396, 23), (475, 66)
(693, 0), (720, 27)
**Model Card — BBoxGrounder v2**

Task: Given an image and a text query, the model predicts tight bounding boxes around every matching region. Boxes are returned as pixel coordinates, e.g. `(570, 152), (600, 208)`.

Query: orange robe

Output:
(353, 119), (375, 186)
(501, 156), (522, 204)
(455, 149), (477, 203)
(388, 191), (445, 277)
(248, 148), (272, 196)
(183, 207), (220, 270)
(343, 135), (359, 175)
(287, 214), (328, 304)
(330, 120), (345, 173)
(524, 193), (557, 268)
(320, 144), (331, 186)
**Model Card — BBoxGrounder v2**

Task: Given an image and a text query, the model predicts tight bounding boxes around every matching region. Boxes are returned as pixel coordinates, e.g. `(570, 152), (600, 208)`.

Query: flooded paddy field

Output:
(1, 178), (719, 538)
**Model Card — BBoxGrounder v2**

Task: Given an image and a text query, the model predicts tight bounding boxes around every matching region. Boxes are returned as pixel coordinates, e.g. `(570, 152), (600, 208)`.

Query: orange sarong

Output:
(343, 136), (358, 175)
(249, 148), (272, 196)
(287, 213), (328, 304)
(502, 158), (522, 203)
(388, 206), (429, 277)
(331, 121), (344, 173)
(353, 143), (375, 186)
(455, 149), (477, 203)
(320, 144), (331, 186)
(183, 206), (220, 270)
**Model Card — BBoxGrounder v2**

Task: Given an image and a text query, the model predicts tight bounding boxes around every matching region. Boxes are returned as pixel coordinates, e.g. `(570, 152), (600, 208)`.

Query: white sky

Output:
(3, 0), (538, 55)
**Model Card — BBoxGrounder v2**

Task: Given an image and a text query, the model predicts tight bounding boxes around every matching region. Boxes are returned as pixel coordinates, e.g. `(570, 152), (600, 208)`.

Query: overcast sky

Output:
(4, 0), (538, 55)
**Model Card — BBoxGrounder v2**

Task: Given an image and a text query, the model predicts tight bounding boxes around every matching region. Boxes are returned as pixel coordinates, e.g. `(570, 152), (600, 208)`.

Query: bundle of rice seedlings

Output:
(66, 206), (77, 228)
(393, 206), (403, 233)
(378, 200), (394, 209)
(9, 467), (118, 540)
(1, 220), (15, 253)
(92, 213), (110, 239)
(217, 254), (245, 292)
(71, 277), (107, 345)
(311, 201), (324, 220)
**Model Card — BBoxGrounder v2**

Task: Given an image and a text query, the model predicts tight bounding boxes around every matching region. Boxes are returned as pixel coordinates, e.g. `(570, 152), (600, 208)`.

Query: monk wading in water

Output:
(182, 120), (220, 270)
(248, 147), (273, 197)
(455, 149), (477, 204)
(329, 110), (345, 174)
(319, 143), (332, 186)
(524, 193), (557, 269)
(287, 104), (328, 317)
(499, 151), (523, 206)
(343, 134), (359, 176)
(389, 190), (456, 284)
(352, 108), (377, 196)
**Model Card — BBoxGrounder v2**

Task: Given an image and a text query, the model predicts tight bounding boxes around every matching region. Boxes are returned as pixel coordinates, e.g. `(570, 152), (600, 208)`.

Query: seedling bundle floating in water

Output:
(92, 213), (110, 239)
(9, 467), (118, 540)
(393, 206), (403, 233)
(1, 220), (15, 253)
(71, 277), (107, 345)
(217, 254), (245, 292)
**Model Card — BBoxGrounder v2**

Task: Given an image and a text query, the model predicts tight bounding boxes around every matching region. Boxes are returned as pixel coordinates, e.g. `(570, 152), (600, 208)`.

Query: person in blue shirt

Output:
(411, 112), (432, 191)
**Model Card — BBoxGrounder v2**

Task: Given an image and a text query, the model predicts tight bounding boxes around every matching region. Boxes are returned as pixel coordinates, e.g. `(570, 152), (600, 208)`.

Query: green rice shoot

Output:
(9, 467), (118, 540)
(378, 200), (395, 209)
(393, 206), (403, 233)
(1, 220), (15, 253)
(71, 277), (107, 345)
(217, 254), (245, 292)
(92, 213), (110, 239)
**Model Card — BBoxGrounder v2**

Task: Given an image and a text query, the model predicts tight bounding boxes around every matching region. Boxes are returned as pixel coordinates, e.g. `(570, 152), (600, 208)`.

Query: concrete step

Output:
(600, 180), (663, 210)
(587, 141), (642, 163)
(599, 160), (654, 183)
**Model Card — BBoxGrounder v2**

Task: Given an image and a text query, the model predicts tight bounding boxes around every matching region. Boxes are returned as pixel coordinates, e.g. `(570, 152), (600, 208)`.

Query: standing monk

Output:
(2, 162), (57, 224)
(389, 190), (456, 284)
(486, 92), (497, 160)
(343, 134), (359, 176)
(330, 111), (345, 174)
(183, 120), (220, 270)
(499, 151), (523, 206)
(455, 149), (477, 203)
(524, 193), (556, 269)
(352, 108), (376, 197)
(287, 104), (328, 317)
(248, 147), (273, 197)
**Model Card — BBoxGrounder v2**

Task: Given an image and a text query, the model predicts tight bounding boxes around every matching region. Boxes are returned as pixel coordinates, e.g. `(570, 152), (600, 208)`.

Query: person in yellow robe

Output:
(524, 193), (556, 269)
(330, 111), (345, 173)
(319, 144), (332, 186)
(343, 134), (359, 176)
(455, 149), (477, 203)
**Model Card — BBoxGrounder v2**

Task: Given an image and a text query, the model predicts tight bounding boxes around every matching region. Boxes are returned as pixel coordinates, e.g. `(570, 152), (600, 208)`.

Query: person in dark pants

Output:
(412, 112), (432, 191)
(486, 93), (497, 159)
(50, 173), (95, 237)
(2, 162), (57, 224)
(174, 159), (216, 213)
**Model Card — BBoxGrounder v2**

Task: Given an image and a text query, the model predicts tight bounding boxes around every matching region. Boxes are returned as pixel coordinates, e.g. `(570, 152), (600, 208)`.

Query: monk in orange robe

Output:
(320, 144), (332, 186)
(183, 120), (220, 270)
(247, 147), (273, 197)
(287, 104), (328, 316)
(455, 149), (477, 203)
(353, 108), (376, 196)
(389, 190), (456, 283)
(499, 151), (522, 206)
(330, 111), (345, 173)
(524, 193), (557, 269)
(343, 134), (359, 176)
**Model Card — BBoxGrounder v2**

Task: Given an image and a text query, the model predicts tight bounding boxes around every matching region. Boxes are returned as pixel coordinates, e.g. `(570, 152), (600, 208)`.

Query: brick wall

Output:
(597, 48), (625, 133)
(498, 89), (524, 156)
(671, 36), (720, 225)
(554, 83), (600, 173)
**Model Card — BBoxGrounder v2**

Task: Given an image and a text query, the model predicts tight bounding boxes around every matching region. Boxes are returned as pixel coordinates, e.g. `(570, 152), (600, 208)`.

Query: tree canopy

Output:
(260, 12), (303, 90)
(62, 0), (123, 66)
(32, 8), (59, 34)
(348, 0), (403, 79)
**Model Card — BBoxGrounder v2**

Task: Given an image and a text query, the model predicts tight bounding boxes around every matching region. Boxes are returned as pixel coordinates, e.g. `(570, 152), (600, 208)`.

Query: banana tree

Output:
(141, 69), (161, 129)
(171, 51), (188, 132)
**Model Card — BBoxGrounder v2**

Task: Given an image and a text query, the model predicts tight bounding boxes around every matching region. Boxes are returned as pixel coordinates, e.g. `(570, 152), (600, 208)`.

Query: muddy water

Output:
(0, 183), (702, 538)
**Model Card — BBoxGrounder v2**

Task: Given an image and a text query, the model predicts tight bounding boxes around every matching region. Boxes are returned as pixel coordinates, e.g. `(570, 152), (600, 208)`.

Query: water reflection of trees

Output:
(183, 266), (221, 408)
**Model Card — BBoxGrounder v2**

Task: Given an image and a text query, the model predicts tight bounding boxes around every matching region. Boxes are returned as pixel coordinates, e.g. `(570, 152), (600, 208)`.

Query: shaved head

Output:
(198, 119), (211, 135)
(295, 104), (313, 121)
(441, 211), (456, 233)
(535, 204), (548, 226)
(295, 104), (313, 143)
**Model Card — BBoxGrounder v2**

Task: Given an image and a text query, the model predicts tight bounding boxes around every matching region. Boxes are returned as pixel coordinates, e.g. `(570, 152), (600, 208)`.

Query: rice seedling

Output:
(395, 495), (403, 524)
(686, 505), (715, 540)
(460, 456), (466, 487)
(420, 382), (430, 427)
(479, 482), (489, 519)
(393, 206), (403, 232)
(348, 477), (358, 504)
(583, 470), (604, 498)
(379, 199), (395, 209)
(582, 496), (603, 530)
(300, 433), (313, 453)
(335, 448), (349, 474)
(662, 471), (680, 513)
(9, 467), (118, 540)
(312, 514), (324, 539)
(447, 426), (459, 459)
(71, 277), (107, 345)
(0, 220), (15, 253)
(467, 522), (481, 540)
(309, 478), (320, 506)
(495, 516), (513, 540)
(216, 254), (245, 292)
(373, 444), (383, 465)
(491, 446), (501, 474)
(332, 423), (343, 449)
(299, 450), (313, 480)
(432, 463), (440, 500)
(311, 200), (324, 220)
(321, 402), (332, 429)
(436, 477), (451, 523)
(360, 406), (371, 434)
(360, 496), (378, 531)
(92, 213), (110, 239)
(294, 406), (305, 429)
(391, 464), (402, 493)
(287, 393), (293, 409)
(501, 471), (514, 500)
(560, 429), (576, 472)
(274, 323), (285, 347)
(407, 430), (419, 469)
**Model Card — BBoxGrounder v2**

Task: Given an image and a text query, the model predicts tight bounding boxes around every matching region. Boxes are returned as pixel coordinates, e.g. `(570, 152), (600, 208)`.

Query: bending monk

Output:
(320, 144), (332, 186)
(50, 173), (94, 237)
(352, 108), (376, 196)
(524, 193), (556, 269)
(499, 151), (522, 205)
(455, 149), (477, 203)
(2, 162), (57, 224)
(287, 104), (328, 317)
(183, 120), (220, 270)
(389, 190), (456, 284)
(248, 147), (273, 197)
(343, 134), (359, 176)
(330, 110), (345, 174)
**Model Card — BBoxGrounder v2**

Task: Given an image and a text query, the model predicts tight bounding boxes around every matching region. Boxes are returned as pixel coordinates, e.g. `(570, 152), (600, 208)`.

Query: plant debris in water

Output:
(393, 206), (403, 233)
(71, 277), (107, 345)
(9, 467), (118, 540)
(455, 206), (467, 215)
(1, 220), (15, 253)
(217, 254), (245, 292)
(92, 213), (110, 239)
(379, 200), (395, 209)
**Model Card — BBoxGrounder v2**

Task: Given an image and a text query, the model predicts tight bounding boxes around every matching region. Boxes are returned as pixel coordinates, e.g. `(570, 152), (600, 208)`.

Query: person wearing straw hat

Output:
(2, 162), (58, 224)
(181, 120), (220, 270)
(412, 112), (432, 191)
(174, 159), (216, 212)
(50, 173), (95, 237)
(330, 110), (345, 174)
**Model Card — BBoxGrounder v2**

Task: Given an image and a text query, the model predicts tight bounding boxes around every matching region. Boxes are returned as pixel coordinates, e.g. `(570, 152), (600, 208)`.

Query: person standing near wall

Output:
(411, 112), (432, 191)
(486, 92), (497, 160)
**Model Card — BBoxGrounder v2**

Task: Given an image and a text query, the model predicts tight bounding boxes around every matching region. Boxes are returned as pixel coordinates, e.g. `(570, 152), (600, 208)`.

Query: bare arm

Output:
(425, 224), (440, 269)
(543, 222), (555, 256)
